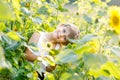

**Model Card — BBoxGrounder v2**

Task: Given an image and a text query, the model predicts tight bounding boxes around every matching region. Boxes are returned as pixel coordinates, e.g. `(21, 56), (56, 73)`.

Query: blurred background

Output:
(46, 0), (120, 6)
(107, 0), (120, 6)
(46, 0), (120, 13)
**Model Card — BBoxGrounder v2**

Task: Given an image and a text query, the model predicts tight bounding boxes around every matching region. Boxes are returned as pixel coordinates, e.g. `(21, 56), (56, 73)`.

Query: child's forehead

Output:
(58, 26), (69, 29)
(63, 25), (71, 29)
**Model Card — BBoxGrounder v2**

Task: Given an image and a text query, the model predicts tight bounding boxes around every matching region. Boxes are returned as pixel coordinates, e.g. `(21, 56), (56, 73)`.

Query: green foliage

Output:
(0, 0), (120, 80)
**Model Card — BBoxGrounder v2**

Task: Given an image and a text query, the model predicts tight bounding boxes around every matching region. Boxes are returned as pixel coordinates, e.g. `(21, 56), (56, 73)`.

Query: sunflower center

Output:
(112, 16), (119, 26)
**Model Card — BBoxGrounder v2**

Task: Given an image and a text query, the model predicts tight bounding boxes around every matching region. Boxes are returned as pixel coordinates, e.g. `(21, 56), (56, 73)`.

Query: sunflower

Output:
(109, 6), (120, 34)
(93, 0), (100, 3)
(42, 42), (53, 52)
(87, 40), (100, 53)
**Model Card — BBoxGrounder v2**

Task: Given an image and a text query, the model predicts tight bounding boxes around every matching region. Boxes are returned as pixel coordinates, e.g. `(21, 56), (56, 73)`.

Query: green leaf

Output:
(69, 34), (100, 44)
(101, 62), (120, 79)
(0, 1), (14, 21)
(98, 10), (106, 16)
(30, 17), (42, 24)
(0, 68), (11, 78)
(78, 34), (100, 44)
(46, 73), (55, 80)
(7, 31), (21, 41)
(96, 76), (110, 80)
(21, 7), (32, 16)
(68, 38), (78, 44)
(111, 46), (120, 57)
(37, 6), (50, 15)
(83, 54), (107, 69)
(5, 42), (21, 50)
(12, 0), (20, 10)
(60, 72), (72, 80)
(55, 50), (78, 64)
(74, 45), (92, 54)
(12, 0), (21, 20)
(27, 73), (32, 78)
(57, 5), (68, 12)
(0, 22), (6, 31)
(1, 35), (12, 45)
(0, 46), (9, 68)
(83, 15), (92, 23)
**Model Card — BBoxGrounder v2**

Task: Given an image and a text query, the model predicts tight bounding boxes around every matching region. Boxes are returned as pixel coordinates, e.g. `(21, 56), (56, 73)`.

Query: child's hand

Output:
(45, 55), (57, 72)
(46, 64), (57, 72)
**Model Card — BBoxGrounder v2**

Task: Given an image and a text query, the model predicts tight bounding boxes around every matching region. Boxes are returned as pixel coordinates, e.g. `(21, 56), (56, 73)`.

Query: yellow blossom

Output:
(33, 71), (38, 80)
(109, 6), (120, 34)
(42, 42), (53, 52)
(92, 0), (101, 4)
(101, 62), (120, 79)
(46, 72), (55, 80)
(87, 40), (100, 53)
(93, 0), (99, 3)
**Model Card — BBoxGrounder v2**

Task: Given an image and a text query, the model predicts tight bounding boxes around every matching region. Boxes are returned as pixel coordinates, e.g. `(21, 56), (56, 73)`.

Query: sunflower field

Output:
(1, 0), (120, 80)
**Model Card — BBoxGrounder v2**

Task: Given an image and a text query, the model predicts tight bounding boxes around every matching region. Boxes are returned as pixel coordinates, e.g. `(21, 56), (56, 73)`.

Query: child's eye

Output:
(63, 29), (66, 33)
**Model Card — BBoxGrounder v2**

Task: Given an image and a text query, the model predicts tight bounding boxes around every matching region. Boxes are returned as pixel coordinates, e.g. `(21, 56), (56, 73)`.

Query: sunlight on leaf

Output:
(30, 17), (42, 24)
(46, 73), (55, 80)
(7, 31), (21, 41)
(0, 1), (14, 21)
(0, 23), (6, 31)
(60, 72), (72, 80)
(55, 50), (78, 64)
(21, 7), (32, 16)
(78, 34), (101, 44)
(83, 53), (107, 69)
(87, 39), (100, 53)
(75, 45), (92, 54)
(101, 61), (120, 79)
(111, 46), (120, 57)
(12, 0), (21, 21)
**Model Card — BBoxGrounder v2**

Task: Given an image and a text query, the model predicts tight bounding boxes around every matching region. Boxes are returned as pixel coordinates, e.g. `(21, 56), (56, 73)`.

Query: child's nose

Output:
(60, 33), (65, 37)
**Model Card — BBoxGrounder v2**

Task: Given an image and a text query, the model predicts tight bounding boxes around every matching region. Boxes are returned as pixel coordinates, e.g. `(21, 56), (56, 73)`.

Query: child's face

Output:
(53, 26), (70, 44)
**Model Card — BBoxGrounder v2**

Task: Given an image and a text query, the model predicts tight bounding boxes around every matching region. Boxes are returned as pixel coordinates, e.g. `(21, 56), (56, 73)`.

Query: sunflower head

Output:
(93, 0), (100, 3)
(42, 42), (53, 51)
(109, 6), (120, 34)
(87, 40), (100, 53)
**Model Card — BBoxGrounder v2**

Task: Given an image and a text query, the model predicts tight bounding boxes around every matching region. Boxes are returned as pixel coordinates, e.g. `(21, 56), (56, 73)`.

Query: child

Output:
(25, 23), (79, 80)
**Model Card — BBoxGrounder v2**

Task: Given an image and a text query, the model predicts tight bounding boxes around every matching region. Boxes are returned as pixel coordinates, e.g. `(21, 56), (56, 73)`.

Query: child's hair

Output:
(58, 23), (79, 45)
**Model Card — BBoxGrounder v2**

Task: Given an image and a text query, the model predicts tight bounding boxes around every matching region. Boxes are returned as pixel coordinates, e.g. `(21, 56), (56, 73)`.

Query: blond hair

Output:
(59, 24), (79, 45)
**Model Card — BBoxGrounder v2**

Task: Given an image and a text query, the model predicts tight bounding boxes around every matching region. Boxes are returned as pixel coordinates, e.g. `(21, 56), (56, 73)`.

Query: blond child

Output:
(25, 24), (79, 80)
